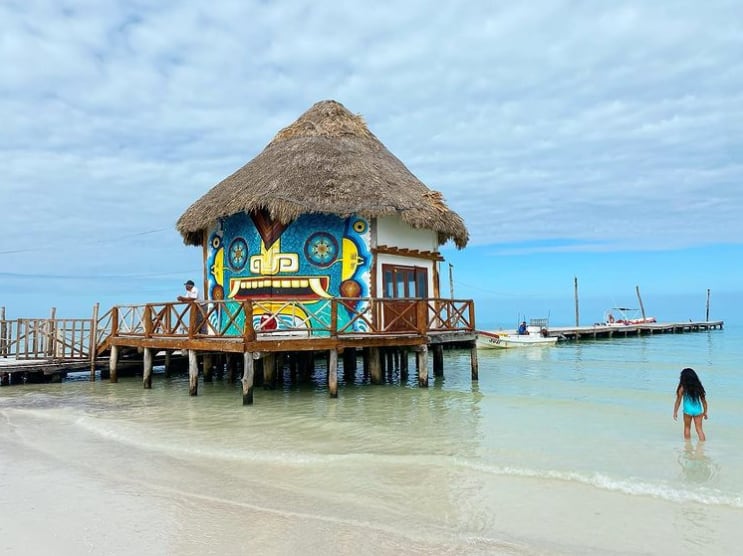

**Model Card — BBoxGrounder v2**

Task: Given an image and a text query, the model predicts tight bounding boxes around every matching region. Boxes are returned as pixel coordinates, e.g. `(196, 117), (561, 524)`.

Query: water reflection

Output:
(677, 440), (717, 484)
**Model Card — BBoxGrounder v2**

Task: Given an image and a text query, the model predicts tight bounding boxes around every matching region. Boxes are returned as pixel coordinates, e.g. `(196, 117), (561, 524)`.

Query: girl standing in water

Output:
(673, 367), (708, 441)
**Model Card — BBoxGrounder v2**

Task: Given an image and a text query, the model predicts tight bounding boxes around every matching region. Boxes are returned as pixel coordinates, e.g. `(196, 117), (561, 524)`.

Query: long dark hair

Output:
(678, 367), (706, 402)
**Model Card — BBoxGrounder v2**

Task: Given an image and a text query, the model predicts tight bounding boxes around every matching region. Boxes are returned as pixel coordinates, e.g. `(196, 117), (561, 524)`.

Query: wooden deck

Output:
(548, 320), (724, 341)
(1, 298), (480, 400)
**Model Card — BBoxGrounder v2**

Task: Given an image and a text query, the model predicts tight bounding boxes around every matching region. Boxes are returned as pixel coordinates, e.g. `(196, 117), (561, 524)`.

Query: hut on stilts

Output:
(104, 99), (477, 404)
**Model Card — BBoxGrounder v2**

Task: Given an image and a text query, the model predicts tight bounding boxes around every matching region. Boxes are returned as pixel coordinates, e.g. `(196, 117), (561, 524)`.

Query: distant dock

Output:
(549, 320), (724, 341)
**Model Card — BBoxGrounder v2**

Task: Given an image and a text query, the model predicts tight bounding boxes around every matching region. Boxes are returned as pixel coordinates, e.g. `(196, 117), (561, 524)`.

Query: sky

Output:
(2, 0), (742, 327)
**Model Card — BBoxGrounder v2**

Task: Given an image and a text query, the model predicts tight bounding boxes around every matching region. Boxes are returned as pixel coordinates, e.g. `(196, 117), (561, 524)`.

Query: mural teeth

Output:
(300, 279), (309, 287)
(229, 281), (242, 297)
(291, 279), (300, 288)
(309, 277), (331, 298)
(281, 279), (291, 288)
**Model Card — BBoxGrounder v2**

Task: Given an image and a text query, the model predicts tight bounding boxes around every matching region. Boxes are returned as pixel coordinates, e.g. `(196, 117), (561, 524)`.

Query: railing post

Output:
(188, 303), (198, 339)
(416, 300), (428, 335)
(110, 306), (119, 337)
(47, 307), (57, 357)
(144, 305), (153, 338)
(0, 306), (6, 357)
(89, 303), (99, 381)
(330, 299), (338, 337)
(469, 299), (476, 331)
(242, 301), (255, 343)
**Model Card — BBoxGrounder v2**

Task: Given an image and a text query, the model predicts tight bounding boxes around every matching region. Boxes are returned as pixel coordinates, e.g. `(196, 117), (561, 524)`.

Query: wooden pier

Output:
(1, 299), (479, 402)
(548, 320), (724, 341)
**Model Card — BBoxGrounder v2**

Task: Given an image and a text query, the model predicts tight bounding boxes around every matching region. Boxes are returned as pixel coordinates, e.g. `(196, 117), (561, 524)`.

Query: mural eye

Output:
(304, 232), (338, 268)
(211, 234), (222, 249)
(352, 219), (367, 233)
(228, 238), (248, 271)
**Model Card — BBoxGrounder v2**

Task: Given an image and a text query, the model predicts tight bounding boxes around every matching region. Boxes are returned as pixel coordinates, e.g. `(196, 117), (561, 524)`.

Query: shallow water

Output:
(1, 326), (742, 554)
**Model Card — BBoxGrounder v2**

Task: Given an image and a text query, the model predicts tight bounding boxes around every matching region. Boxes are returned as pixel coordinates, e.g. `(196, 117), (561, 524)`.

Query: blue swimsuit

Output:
(683, 394), (703, 417)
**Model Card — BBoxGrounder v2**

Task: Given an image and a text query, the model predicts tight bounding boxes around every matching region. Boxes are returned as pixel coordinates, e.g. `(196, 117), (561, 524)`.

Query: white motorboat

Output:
(476, 319), (558, 349)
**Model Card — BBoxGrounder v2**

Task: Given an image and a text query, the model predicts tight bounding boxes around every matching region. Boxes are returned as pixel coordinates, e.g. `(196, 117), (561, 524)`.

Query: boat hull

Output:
(475, 331), (558, 349)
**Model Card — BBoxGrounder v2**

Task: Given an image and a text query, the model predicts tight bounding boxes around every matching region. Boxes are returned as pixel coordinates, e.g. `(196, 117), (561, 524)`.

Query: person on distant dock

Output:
(673, 368), (708, 441)
(178, 280), (200, 303)
(517, 321), (528, 335)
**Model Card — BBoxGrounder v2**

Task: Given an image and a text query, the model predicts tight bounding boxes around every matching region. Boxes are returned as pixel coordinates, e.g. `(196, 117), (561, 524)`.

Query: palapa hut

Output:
(176, 99), (469, 336)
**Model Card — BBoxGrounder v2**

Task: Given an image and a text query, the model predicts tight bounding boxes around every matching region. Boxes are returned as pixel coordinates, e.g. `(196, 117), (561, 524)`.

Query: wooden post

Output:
(203, 353), (213, 381)
(0, 306), (6, 357)
(400, 348), (409, 381)
(143, 347), (153, 389)
(369, 347), (382, 384)
(109, 344), (119, 383)
(706, 289), (711, 321)
(47, 307), (56, 357)
(164, 350), (172, 377)
(188, 349), (198, 396)
(343, 347), (356, 379)
(328, 349), (338, 398)
(242, 352), (254, 405)
(574, 276), (580, 327)
(417, 345), (428, 387)
(470, 343), (479, 381)
(432, 344), (444, 377)
(263, 353), (276, 389)
(89, 302), (99, 381)
(636, 285), (646, 321)
(242, 301), (255, 342)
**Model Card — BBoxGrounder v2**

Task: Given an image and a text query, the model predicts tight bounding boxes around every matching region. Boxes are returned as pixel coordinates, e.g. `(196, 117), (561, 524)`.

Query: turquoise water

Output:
(1, 326), (742, 554)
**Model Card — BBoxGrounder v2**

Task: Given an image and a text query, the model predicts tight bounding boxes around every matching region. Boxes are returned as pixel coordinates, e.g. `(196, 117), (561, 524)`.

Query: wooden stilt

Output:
(369, 347), (382, 384)
(263, 353), (276, 389)
(470, 344), (479, 381)
(400, 348), (409, 381)
(328, 349), (338, 398)
(417, 345), (428, 387)
(242, 352), (254, 405)
(432, 344), (444, 377)
(188, 349), (198, 396)
(143, 347), (153, 389)
(203, 353), (213, 381)
(164, 351), (172, 377)
(343, 347), (356, 382)
(226, 354), (236, 382)
(109, 345), (119, 383)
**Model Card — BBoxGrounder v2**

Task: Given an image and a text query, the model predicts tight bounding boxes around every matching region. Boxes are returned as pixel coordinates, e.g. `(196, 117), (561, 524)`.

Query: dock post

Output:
(242, 352), (254, 405)
(369, 347), (382, 384)
(400, 348), (409, 381)
(432, 344), (444, 377)
(188, 350), (198, 396)
(203, 353), (213, 382)
(328, 349), (338, 398)
(143, 347), (153, 389)
(164, 351), (171, 377)
(417, 345), (428, 387)
(470, 343), (479, 381)
(263, 354), (276, 389)
(109, 345), (119, 383)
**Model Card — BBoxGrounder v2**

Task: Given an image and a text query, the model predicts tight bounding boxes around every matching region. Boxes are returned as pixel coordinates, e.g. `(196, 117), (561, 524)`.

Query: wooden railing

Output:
(100, 298), (475, 341)
(0, 298), (475, 360)
(0, 317), (94, 360)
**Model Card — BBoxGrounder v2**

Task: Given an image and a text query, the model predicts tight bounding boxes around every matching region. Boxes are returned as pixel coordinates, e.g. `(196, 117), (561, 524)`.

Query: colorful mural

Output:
(205, 210), (371, 335)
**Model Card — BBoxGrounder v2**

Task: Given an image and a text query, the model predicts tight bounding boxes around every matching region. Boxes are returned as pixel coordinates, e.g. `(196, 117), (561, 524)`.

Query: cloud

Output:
(1, 0), (742, 288)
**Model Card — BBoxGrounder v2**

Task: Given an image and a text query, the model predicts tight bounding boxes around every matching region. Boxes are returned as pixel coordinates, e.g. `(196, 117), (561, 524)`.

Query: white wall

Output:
(375, 216), (438, 251)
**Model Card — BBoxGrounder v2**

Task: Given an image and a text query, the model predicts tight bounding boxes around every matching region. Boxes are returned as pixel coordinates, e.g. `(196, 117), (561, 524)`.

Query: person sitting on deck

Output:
(178, 280), (200, 303)
(517, 321), (528, 335)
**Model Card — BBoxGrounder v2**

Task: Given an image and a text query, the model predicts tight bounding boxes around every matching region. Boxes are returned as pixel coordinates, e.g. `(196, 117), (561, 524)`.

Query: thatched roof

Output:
(176, 100), (469, 248)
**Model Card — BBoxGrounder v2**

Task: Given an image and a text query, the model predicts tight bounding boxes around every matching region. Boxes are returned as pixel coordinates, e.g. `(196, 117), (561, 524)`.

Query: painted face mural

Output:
(206, 210), (371, 335)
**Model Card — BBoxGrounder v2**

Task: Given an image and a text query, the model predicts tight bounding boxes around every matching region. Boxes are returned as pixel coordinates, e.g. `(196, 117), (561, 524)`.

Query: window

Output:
(381, 264), (428, 298)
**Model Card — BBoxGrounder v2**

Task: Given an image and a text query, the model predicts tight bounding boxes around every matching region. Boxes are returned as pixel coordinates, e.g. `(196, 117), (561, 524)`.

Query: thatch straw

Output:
(176, 100), (469, 248)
